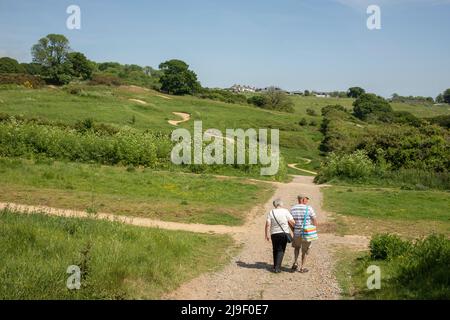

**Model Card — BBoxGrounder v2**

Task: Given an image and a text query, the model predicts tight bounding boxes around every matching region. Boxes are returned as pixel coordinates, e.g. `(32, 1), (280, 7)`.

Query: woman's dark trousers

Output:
(271, 233), (287, 271)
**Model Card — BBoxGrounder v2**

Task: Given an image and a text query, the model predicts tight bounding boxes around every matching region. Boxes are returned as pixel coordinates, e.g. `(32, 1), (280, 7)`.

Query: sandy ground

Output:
(128, 98), (148, 105)
(168, 112), (191, 126)
(0, 202), (244, 235)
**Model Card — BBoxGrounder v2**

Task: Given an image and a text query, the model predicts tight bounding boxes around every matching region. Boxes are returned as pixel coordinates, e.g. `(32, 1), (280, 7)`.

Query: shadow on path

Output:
(236, 261), (292, 273)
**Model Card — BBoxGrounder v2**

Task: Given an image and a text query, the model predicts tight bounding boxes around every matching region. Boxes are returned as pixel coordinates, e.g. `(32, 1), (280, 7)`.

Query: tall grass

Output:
(0, 121), (171, 167)
(342, 234), (450, 300)
(0, 209), (234, 299)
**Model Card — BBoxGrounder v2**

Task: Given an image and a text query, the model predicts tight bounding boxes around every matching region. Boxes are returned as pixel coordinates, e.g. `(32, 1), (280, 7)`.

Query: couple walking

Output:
(264, 194), (318, 273)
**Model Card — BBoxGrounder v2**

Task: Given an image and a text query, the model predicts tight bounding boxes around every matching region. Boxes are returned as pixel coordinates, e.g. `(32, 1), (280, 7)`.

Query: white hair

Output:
(273, 198), (283, 208)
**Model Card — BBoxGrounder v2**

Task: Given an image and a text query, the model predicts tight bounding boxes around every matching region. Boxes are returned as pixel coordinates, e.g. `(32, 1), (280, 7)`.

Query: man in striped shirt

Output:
(290, 194), (318, 273)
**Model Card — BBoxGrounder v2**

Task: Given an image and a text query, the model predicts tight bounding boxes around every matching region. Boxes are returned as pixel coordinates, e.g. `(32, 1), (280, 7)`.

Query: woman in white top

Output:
(265, 199), (295, 273)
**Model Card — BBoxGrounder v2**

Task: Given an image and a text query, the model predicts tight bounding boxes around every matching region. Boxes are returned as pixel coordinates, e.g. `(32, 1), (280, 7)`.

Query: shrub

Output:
(393, 234), (450, 299)
(197, 88), (248, 104)
(0, 57), (25, 74)
(0, 74), (45, 88)
(359, 234), (450, 299)
(247, 95), (266, 107)
(358, 124), (449, 172)
(309, 120), (318, 126)
(316, 150), (375, 183)
(427, 114), (450, 129)
(89, 74), (122, 86)
(369, 234), (412, 261)
(0, 122), (170, 167)
(299, 118), (308, 126)
(64, 84), (85, 95)
(306, 108), (317, 116)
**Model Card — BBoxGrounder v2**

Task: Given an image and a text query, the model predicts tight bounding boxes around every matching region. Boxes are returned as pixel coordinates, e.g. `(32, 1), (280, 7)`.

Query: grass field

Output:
(0, 209), (235, 299)
(0, 157), (274, 226)
(323, 186), (450, 237)
(0, 85), (326, 165)
(2, 85), (445, 168)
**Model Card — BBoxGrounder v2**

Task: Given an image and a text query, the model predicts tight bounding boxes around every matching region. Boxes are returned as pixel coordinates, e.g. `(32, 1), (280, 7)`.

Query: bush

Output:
(306, 108), (317, 116)
(362, 234), (450, 299)
(247, 95), (266, 107)
(89, 74), (122, 86)
(0, 57), (25, 74)
(353, 93), (393, 121)
(428, 114), (450, 129)
(0, 122), (171, 167)
(64, 84), (85, 95)
(315, 150), (375, 183)
(0, 74), (45, 88)
(299, 118), (308, 126)
(197, 88), (247, 104)
(370, 234), (412, 261)
(358, 124), (449, 172)
(321, 104), (348, 116)
(393, 234), (450, 299)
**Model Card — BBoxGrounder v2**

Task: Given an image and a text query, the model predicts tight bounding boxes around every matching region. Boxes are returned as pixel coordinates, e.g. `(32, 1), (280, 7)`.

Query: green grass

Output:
(2, 85), (447, 168)
(0, 209), (235, 299)
(323, 186), (450, 222)
(390, 102), (450, 118)
(0, 157), (274, 226)
(0, 85), (328, 165)
(323, 186), (450, 237)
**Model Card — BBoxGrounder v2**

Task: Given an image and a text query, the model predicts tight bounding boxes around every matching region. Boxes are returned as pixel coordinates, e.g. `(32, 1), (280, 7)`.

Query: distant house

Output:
(229, 84), (257, 93)
(314, 92), (330, 98)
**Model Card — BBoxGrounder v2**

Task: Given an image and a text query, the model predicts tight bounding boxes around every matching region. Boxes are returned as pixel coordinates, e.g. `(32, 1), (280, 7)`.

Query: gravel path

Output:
(164, 175), (368, 300)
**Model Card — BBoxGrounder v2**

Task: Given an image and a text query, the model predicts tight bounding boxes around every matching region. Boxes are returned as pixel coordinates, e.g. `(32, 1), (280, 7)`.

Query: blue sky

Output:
(1, 0), (449, 97)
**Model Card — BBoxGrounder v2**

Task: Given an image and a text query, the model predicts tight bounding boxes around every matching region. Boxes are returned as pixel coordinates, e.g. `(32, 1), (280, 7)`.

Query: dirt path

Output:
(0, 202), (244, 235)
(128, 98), (148, 105)
(168, 112), (191, 126)
(164, 175), (368, 300)
(288, 163), (318, 175)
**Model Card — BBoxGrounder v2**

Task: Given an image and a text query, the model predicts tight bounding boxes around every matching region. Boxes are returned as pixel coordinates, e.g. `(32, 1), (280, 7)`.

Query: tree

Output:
(0, 57), (25, 73)
(353, 93), (393, 121)
(262, 87), (294, 112)
(158, 59), (201, 95)
(67, 52), (93, 80)
(436, 93), (444, 103)
(31, 34), (73, 84)
(443, 89), (450, 104)
(347, 87), (366, 98)
(304, 90), (311, 96)
(20, 62), (43, 75)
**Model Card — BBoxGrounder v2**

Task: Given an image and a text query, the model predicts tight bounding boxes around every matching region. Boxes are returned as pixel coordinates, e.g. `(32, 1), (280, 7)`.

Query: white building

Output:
(230, 84), (257, 93)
